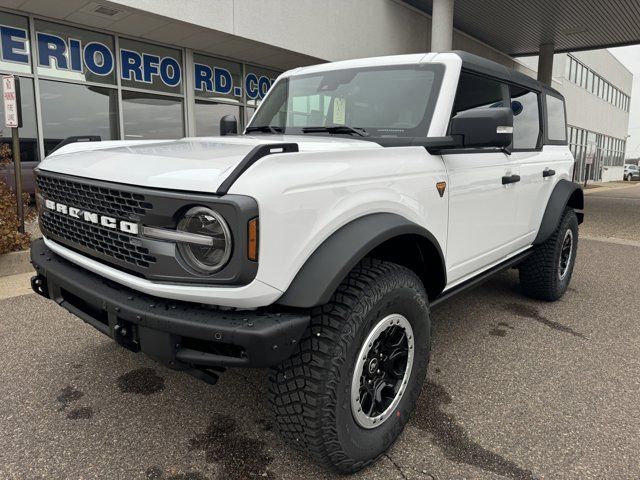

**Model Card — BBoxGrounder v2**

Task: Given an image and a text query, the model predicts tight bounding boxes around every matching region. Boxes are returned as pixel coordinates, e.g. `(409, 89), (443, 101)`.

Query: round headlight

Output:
(177, 206), (232, 273)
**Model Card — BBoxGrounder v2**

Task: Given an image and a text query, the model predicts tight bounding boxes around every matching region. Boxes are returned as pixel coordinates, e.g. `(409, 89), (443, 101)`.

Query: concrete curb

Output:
(0, 249), (32, 277)
(583, 183), (640, 195)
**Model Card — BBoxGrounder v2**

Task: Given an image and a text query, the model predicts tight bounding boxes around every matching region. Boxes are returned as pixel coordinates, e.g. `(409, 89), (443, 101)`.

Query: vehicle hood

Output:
(38, 135), (382, 193)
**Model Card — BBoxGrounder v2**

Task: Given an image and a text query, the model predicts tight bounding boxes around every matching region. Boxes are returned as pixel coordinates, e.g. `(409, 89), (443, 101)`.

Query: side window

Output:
(546, 95), (567, 142)
(452, 72), (506, 116)
(510, 85), (541, 150)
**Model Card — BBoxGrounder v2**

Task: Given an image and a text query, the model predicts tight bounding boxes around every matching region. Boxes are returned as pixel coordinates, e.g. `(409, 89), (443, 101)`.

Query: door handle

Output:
(543, 169), (556, 178)
(502, 174), (521, 185)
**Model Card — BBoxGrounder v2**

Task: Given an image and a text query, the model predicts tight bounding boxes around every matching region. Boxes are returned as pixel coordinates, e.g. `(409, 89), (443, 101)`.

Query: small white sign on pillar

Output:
(2, 75), (20, 128)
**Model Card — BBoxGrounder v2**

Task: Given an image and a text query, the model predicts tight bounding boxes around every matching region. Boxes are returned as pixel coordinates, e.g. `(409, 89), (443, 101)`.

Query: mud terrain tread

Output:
(519, 208), (578, 301)
(268, 258), (426, 473)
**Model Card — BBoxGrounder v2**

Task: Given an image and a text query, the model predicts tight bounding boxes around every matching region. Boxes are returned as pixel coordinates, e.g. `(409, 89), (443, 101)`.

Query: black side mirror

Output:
(220, 115), (238, 136)
(449, 107), (513, 149)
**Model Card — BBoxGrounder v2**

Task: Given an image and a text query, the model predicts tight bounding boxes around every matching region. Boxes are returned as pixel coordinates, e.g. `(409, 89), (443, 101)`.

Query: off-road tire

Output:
(269, 258), (430, 473)
(519, 208), (579, 301)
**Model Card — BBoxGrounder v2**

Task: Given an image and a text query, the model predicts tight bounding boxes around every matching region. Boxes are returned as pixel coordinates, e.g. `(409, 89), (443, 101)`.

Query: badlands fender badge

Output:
(436, 181), (446, 198)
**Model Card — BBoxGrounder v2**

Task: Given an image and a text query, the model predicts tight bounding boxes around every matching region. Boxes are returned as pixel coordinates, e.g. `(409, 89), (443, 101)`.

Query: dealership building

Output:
(0, 0), (635, 183)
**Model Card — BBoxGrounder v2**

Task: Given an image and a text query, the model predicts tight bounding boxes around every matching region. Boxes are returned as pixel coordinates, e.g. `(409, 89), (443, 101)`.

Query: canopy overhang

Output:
(403, 0), (640, 56)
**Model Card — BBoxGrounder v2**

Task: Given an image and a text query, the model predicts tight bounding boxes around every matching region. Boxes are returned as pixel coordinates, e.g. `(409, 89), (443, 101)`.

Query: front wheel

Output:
(519, 208), (579, 301)
(269, 259), (430, 473)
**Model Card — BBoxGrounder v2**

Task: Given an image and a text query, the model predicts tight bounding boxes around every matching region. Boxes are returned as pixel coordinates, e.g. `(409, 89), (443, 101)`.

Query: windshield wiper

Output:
(302, 125), (369, 137)
(245, 125), (283, 134)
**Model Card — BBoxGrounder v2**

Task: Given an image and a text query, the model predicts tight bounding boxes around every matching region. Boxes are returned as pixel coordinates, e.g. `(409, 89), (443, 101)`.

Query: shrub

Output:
(0, 142), (32, 254)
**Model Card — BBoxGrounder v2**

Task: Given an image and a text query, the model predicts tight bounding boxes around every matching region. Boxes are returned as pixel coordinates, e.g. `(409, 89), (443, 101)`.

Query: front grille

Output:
(41, 212), (156, 269)
(36, 174), (153, 219)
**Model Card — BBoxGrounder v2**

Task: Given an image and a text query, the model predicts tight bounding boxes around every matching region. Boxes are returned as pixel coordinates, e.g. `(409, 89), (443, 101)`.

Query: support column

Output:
(537, 43), (555, 86)
(431, 0), (454, 52)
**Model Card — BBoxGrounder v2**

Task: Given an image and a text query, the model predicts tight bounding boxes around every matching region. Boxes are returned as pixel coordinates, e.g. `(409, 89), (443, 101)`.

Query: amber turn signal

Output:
(248, 218), (259, 261)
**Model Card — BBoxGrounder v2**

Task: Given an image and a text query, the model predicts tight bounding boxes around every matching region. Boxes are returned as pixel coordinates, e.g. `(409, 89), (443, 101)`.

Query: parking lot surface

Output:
(1, 184), (639, 480)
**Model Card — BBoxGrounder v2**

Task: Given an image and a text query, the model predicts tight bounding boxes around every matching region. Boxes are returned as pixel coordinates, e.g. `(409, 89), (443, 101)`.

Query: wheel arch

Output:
(534, 179), (584, 245)
(276, 213), (447, 308)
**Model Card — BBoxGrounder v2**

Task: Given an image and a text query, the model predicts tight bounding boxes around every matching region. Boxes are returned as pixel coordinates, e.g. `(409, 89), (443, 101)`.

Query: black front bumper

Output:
(30, 239), (309, 376)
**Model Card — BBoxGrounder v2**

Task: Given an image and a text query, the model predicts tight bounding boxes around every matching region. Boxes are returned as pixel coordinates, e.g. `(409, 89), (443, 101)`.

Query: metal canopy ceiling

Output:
(403, 0), (640, 56)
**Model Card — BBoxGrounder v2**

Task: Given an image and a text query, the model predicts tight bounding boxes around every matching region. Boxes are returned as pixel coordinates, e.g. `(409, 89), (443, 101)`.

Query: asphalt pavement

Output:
(1, 184), (640, 480)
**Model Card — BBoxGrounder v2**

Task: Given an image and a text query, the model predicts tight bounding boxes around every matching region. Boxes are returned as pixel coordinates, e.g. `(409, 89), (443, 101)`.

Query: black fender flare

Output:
(534, 179), (584, 245)
(276, 213), (446, 308)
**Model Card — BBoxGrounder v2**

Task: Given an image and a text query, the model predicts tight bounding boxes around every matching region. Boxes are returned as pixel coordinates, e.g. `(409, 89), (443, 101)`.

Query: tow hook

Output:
(31, 275), (49, 298)
(114, 320), (141, 353)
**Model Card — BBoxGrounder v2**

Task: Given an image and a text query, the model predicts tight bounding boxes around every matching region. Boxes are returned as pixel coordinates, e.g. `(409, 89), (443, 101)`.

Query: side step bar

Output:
(431, 249), (532, 308)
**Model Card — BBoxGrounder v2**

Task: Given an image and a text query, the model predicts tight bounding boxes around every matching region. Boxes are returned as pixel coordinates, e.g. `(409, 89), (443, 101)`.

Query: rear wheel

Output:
(269, 259), (430, 473)
(519, 208), (579, 301)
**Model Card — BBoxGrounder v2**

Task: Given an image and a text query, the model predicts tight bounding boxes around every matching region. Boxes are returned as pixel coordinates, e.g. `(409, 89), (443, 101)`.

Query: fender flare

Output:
(534, 179), (584, 245)
(276, 213), (446, 308)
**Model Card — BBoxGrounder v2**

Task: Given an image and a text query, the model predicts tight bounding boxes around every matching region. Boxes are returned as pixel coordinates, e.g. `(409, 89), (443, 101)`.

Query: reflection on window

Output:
(0, 77), (39, 162)
(195, 101), (240, 137)
(452, 73), (504, 114)
(546, 95), (566, 142)
(249, 66), (442, 137)
(245, 107), (256, 125)
(122, 91), (183, 139)
(510, 86), (540, 150)
(40, 80), (118, 155)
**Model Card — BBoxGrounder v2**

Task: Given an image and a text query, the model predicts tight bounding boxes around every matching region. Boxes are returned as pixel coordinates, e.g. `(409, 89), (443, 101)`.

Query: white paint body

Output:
(37, 52), (575, 308)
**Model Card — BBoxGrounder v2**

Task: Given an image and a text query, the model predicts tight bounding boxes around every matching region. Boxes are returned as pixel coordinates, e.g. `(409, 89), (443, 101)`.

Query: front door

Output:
(442, 71), (523, 284)
(443, 151), (521, 284)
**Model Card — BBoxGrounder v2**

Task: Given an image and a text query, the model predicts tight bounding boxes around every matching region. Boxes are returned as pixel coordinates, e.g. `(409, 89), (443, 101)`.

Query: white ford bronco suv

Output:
(30, 51), (583, 473)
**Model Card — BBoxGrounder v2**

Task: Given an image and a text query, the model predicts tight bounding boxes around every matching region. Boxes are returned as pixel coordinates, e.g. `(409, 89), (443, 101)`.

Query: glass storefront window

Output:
(0, 77), (39, 162)
(0, 12), (31, 75)
(35, 20), (116, 85)
(195, 101), (240, 136)
(40, 79), (118, 155)
(0, 76), (38, 193)
(245, 65), (279, 107)
(246, 107), (256, 125)
(194, 54), (242, 103)
(119, 38), (183, 94)
(122, 91), (183, 139)
(0, 10), (283, 155)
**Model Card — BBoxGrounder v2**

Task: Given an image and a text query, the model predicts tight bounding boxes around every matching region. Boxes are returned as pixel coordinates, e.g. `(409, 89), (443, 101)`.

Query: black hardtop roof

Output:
(451, 50), (564, 98)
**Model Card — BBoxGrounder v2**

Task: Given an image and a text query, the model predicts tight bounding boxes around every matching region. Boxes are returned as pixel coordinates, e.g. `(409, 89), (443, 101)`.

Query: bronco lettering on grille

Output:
(44, 199), (139, 235)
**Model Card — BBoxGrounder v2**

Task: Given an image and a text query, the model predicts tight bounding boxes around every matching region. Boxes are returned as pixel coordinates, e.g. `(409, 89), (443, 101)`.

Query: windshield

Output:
(247, 64), (444, 139)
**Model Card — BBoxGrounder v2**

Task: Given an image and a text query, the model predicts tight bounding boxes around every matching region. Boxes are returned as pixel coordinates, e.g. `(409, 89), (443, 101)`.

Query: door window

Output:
(452, 72), (506, 115)
(510, 85), (540, 150)
(546, 95), (567, 142)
